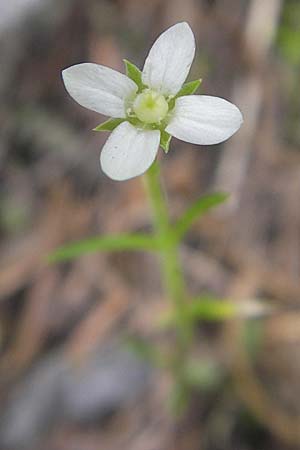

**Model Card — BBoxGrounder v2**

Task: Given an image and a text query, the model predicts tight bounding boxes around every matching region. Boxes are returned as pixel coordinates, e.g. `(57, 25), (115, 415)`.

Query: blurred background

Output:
(1, 0), (300, 449)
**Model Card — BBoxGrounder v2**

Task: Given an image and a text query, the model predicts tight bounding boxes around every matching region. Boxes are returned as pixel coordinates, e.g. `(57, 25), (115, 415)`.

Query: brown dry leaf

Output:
(1, 269), (60, 375)
(64, 284), (131, 364)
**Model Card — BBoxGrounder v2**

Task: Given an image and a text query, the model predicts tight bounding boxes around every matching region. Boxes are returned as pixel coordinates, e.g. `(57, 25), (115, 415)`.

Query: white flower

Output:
(62, 22), (243, 181)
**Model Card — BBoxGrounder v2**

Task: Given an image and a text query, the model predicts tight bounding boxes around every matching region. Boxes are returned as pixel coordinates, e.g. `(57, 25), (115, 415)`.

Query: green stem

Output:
(143, 159), (169, 234)
(143, 160), (191, 347)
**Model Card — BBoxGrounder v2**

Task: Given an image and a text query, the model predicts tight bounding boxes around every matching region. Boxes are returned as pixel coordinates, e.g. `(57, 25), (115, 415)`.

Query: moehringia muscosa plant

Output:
(59, 22), (243, 410)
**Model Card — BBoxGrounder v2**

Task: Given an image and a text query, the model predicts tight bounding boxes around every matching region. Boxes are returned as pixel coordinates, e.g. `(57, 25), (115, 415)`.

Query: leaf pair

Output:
(48, 192), (228, 263)
(48, 233), (160, 263)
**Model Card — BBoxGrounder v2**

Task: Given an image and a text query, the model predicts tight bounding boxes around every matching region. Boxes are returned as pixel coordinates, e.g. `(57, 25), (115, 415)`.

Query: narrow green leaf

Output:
(123, 59), (144, 90)
(174, 192), (229, 240)
(160, 296), (236, 328)
(93, 118), (124, 132)
(160, 130), (172, 153)
(176, 79), (202, 97)
(48, 233), (159, 263)
(187, 296), (236, 321)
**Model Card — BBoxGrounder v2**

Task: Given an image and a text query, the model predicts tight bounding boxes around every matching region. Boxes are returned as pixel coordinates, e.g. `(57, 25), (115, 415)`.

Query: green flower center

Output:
(132, 89), (169, 124)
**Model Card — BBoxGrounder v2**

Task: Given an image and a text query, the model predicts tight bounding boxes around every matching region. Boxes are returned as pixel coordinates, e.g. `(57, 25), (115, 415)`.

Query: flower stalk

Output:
(144, 160), (193, 352)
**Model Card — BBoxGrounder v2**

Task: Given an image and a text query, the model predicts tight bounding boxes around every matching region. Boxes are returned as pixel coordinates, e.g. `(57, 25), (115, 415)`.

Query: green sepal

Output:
(127, 117), (144, 128)
(93, 118), (124, 132)
(123, 59), (144, 91)
(168, 79), (202, 110)
(160, 130), (172, 153)
(177, 79), (202, 97)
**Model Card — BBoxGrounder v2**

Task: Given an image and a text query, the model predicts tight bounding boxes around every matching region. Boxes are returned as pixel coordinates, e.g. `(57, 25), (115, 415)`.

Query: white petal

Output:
(62, 63), (137, 118)
(100, 122), (160, 181)
(142, 22), (195, 96)
(166, 95), (243, 145)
